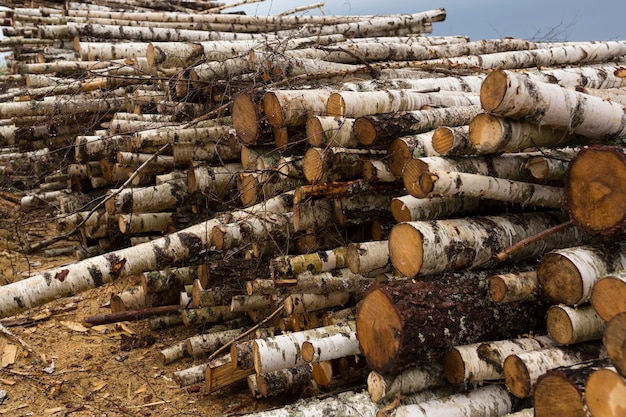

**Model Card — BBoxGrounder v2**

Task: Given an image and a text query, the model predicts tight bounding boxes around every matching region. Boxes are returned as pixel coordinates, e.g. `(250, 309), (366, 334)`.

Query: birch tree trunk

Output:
(502, 342), (607, 398)
(301, 330), (360, 363)
(488, 270), (540, 303)
(480, 70), (626, 139)
(389, 211), (584, 277)
(431, 125), (473, 156)
(591, 272), (626, 322)
(346, 240), (390, 274)
(391, 194), (486, 222)
(537, 242), (626, 306)
(546, 304), (606, 345)
(262, 89), (333, 128)
(367, 362), (446, 403)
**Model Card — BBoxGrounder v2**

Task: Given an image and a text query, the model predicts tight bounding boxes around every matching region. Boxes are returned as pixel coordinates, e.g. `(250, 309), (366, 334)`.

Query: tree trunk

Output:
(564, 146), (626, 234)
(442, 335), (555, 385)
(0, 95), (127, 118)
(533, 358), (611, 417)
(488, 270), (540, 303)
(327, 90), (479, 119)
(415, 171), (563, 208)
(277, 269), (373, 295)
(366, 362), (446, 403)
(468, 113), (579, 154)
(253, 321), (356, 374)
(584, 366), (626, 417)
(389, 211), (584, 277)
(347, 240), (390, 274)
(356, 273), (549, 374)
(537, 242), (626, 306)
(302, 146), (382, 183)
(393, 385), (512, 417)
(353, 105), (481, 147)
(546, 304), (605, 345)
(480, 70), (626, 139)
(502, 342), (607, 398)
(187, 162), (241, 197)
(602, 311), (626, 377)
(591, 272), (626, 322)
(117, 212), (173, 234)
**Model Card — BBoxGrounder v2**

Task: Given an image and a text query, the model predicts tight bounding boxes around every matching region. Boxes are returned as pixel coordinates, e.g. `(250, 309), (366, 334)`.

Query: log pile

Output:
(0, 0), (626, 416)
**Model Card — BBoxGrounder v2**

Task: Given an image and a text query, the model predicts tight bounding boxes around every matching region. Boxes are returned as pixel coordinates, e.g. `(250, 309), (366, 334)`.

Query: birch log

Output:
(346, 240), (390, 274)
(546, 304), (606, 345)
(489, 270), (540, 303)
(356, 272), (548, 374)
(301, 330), (360, 363)
(386, 131), (437, 177)
(602, 311), (626, 377)
(585, 366), (626, 417)
(393, 385), (512, 417)
(262, 89), (332, 128)
(269, 246), (348, 278)
(591, 272), (626, 322)
(253, 321), (356, 374)
(564, 145), (626, 234)
(388, 211), (584, 277)
(306, 116), (357, 148)
(442, 335), (555, 384)
(431, 125), (473, 156)
(414, 170), (563, 208)
(367, 362), (446, 403)
(537, 242), (626, 306)
(480, 70), (626, 139)
(502, 342), (607, 398)
(390, 194), (487, 223)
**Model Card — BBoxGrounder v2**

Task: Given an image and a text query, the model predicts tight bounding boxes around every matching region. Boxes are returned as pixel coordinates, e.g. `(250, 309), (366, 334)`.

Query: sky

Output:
(234, 0), (625, 42)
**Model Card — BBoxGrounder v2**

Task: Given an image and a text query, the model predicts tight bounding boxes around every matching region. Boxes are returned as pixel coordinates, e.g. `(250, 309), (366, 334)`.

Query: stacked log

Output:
(1, 1), (626, 416)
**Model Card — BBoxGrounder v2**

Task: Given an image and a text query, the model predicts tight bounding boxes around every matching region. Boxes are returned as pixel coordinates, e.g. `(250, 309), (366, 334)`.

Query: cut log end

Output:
(390, 198), (412, 223)
(356, 287), (403, 373)
(402, 158), (430, 198)
(441, 348), (466, 385)
(326, 93), (345, 117)
(232, 94), (260, 145)
(502, 354), (532, 398)
(488, 274), (508, 303)
(353, 117), (377, 146)
(603, 311), (626, 377)
(387, 139), (410, 177)
(301, 341), (316, 363)
(302, 148), (324, 183)
(585, 368), (626, 417)
(592, 276), (626, 322)
(238, 172), (258, 207)
(533, 373), (587, 417)
(479, 70), (508, 113)
(537, 252), (583, 306)
(431, 126), (455, 155)
(565, 146), (626, 234)
(261, 92), (283, 128)
(305, 117), (325, 147)
(388, 222), (424, 277)
(546, 305), (575, 345)
(468, 112), (504, 154)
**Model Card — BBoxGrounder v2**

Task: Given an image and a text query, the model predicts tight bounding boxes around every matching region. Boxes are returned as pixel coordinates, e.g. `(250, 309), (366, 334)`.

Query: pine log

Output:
(367, 362), (446, 403)
(414, 170), (563, 208)
(502, 342), (607, 398)
(468, 113), (580, 154)
(356, 272), (549, 374)
(591, 272), (626, 322)
(564, 146), (626, 234)
(353, 105), (481, 147)
(547, 304), (606, 345)
(533, 358), (611, 417)
(388, 211), (584, 277)
(489, 270), (540, 303)
(585, 366), (626, 417)
(393, 385), (512, 417)
(253, 321), (356, 374)
(481, 70), (626, 138)
(537, 242), (626, 306)
(442, 335), (555, 385)
(603, 311), (626, 377)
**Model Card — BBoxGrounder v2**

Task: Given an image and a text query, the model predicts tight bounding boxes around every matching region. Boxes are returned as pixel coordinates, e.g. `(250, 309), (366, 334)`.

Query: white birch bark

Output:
(269, 247), (348, 278)
(342, 74), (486, 94)
(0, 95), (127, 118)
(159, 341), (188, 365)
(488, 270), (540, 303)
(283, 292), (352, 315)
(481, 70), (626, 139)
(306, 116), (357, 148)
(187, 163), (241, 195)
(419, 171), (564, 208)
(394, 385), (512, 417)
(367, 362), (446, 403)
(185, 328), (243, 359)
(546, 304), (606, 345)
(253, 321), (356, 374)
(117, 213), (173, 234)
(390, 194), (483, 223)
(287, 269), (372, 295)
(262, 89), (333, 128)
(301, 330), (360, 363)
(105, 180), (189, 215)
(347, 240), (390, 274)
(387, 132), (438, 177)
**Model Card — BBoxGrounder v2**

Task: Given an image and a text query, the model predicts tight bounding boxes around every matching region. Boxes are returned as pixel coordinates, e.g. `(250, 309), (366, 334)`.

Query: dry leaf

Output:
(1, 345), (17, 368)
(60, 321), (89, 332)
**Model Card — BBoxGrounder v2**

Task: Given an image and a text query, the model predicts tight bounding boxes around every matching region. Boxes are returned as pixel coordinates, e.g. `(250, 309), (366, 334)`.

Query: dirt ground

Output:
(0, 198), (287, 417)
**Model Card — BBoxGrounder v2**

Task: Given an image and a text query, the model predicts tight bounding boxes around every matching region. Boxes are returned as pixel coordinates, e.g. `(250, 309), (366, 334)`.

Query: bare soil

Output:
(0, 198), (285, 417)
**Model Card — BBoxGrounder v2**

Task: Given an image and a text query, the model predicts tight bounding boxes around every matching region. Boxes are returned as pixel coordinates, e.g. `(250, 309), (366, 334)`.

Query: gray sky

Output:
(235, 0), (625, 42)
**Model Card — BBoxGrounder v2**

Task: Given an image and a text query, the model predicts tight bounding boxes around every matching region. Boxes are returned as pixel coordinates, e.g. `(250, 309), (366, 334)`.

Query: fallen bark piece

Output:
(480, 70), (626, 139)
(533, 358), (611, 417)
(546, 303), (606, 345)
(564, 146), (626, 234)
(537, 242), (626, 306)
(393, 385), (512, 417)
(356, 272), (548, 374)
(603, 311), (626, 378)
(585, 366), (626, 417)
(389, 211), (584, 277)
(502, 342), (607, 398)
(367, 362), (446, 403)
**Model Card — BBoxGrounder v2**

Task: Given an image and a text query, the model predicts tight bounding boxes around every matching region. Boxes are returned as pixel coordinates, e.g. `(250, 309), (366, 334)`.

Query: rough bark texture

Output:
(355, 272), (549, 374)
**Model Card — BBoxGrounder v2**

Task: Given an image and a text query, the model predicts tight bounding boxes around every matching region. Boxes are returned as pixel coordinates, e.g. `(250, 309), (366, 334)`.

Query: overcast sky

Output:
(235, 0), (624, 42)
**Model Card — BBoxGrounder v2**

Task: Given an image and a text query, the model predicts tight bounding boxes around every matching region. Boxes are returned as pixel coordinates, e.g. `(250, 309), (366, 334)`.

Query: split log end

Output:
(388, 222), (424, 277)
(353, 117), (377, 146)
(502, 354), (532, 398)
(479, 70), (508, 114)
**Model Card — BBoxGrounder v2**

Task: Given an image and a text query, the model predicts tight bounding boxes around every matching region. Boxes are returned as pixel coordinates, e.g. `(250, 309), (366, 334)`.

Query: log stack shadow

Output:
(0, 1), (625, 416)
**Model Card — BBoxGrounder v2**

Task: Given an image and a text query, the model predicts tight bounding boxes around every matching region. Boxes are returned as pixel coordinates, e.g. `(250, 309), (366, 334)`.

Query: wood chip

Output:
(60, 321), (89, 332)
(1, 345), (17, 368)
